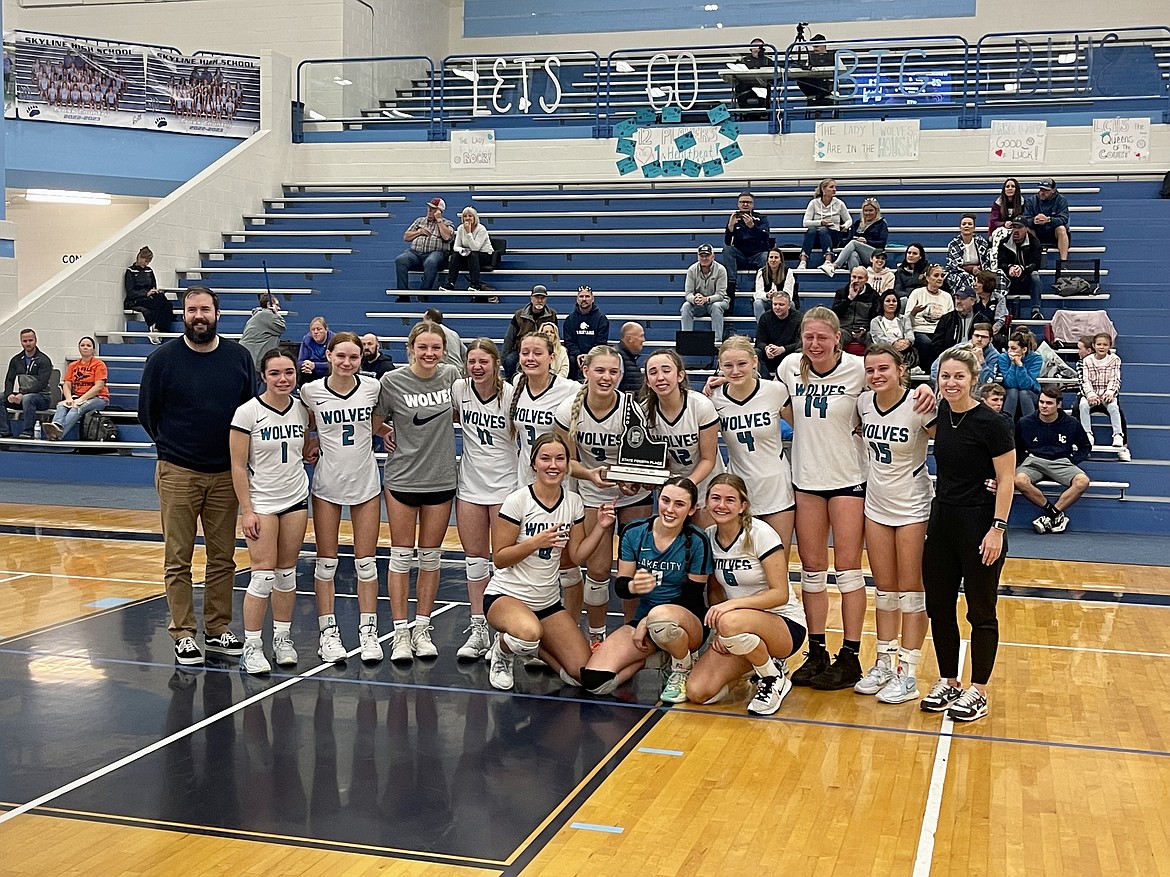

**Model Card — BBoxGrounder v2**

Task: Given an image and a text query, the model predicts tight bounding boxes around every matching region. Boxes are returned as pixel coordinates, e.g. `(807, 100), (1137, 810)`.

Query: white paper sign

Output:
(450, 129), (496, 169)
(633, 124), (722, 166)
(813, 120), (920, 162)
(1090, 117), (1150, 163)
(988, 120), (1047, 163)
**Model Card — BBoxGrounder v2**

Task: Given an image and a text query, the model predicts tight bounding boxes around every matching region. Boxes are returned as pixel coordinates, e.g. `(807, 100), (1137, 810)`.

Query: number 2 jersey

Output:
(707, 520), (806, 628)
(452, 377), (518, 505)
(646, 389), (725, 501)
(711, 379), (794, 516)
(230, 395), (310, 514)
(487, 486), (585, 611)
(857, 389), (935, 526)
(300, 376), (382, 505)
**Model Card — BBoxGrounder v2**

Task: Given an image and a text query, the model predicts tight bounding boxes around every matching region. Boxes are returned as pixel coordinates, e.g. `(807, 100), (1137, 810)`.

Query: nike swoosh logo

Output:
(255, 416), (267, 424)
(412, 411), (447, 427)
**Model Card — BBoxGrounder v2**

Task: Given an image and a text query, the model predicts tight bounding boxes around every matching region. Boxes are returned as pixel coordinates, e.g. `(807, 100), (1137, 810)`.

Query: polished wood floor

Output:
(0, 502), (1167, 876)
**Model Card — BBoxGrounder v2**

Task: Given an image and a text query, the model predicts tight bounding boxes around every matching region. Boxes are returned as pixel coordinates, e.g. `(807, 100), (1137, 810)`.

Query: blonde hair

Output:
(799, 307), (841, 384)
(640, 349), (688, 429)
(570, 345), (620, 437)
(707, 473), (756, 556)
(863, 343), (910, 388)
(408, 319), (447, 351)
(508, 332), (556, 437)
(465, 337), (503, 408)
(814, 178), (837, 199)
(718, 335), (758, 369)
(938, 346), (980, 391)
(460, 206), (479, 223)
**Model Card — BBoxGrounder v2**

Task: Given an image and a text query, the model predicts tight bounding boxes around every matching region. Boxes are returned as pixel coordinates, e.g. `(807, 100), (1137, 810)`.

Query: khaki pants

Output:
(155, 460), (239, 640)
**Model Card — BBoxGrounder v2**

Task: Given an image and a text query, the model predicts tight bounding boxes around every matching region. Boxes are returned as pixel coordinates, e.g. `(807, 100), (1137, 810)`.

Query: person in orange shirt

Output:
(44, 336), (109, 440)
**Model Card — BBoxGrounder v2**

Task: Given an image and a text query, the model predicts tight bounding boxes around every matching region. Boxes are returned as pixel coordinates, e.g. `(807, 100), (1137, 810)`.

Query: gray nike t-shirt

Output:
(375, 363), (460, 492)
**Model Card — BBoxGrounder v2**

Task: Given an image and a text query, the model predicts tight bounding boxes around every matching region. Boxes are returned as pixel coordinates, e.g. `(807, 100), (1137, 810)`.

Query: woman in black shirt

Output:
(920, 346), (1015, 723)
(123, 246), (174, 340)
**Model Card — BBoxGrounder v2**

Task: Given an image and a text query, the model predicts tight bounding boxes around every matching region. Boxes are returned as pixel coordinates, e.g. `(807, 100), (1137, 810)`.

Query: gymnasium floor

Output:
(0, 504), (1167, 876)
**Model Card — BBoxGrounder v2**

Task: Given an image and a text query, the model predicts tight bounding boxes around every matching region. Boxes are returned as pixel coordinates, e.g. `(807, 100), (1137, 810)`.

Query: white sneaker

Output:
(457, 618), (491, 660)
(1118, 447), (1131, 462)
(359, 623), (383, 663)
(748, 673), (792, 715)
(241, 640), (271, 675)
(820, 261), (835, 277)
(1112, 433), (1125, 448)
(411, 622), (438, 658)
(876, 669), (921, 704)
(488, 638), (514, 690)
(318, 625), (347, 663)
(854, 660), (895, 695)
(390, 627), (413, 663)
(272, 632), (298, 667)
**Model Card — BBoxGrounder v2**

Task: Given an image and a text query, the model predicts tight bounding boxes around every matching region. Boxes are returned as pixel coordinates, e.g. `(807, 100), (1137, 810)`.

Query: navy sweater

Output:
(1015, 411), (1091, 465)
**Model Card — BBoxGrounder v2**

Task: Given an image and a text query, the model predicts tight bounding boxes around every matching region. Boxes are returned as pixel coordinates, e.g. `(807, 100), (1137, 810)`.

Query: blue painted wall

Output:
(465, 0), (976, 38)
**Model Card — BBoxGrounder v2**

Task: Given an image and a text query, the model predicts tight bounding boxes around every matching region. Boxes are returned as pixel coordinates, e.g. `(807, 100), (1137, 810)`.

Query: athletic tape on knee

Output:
(246, 570), (275, 599)
(718, 631), (761, 655)
(418, 548), (442, 571)
(875, 589), (899, 612)
(559, 566), (583, 589)
(835, 569), (866, 594)
(583, 575), (610, 607)
(274, 567), (297, 592)
(314, 557), (338, 582)
(502, 633), (540, 658)
(900, 591), (927, 613)
(466, 556), (491, 582)
(355, 556), (378, 583)
(389, 547), (414, 573)
(647, 618), (685, 647)
(800, 570), (828, 594)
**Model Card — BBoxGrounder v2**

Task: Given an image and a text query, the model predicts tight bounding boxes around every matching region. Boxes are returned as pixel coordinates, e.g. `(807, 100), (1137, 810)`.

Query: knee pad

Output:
(800, 570), (827, 594)
(559, 566), (583, 589)
(355, 556), (378, 583)
(835, 569), (866, 594)
(389, 547), (414, 573)
(466, 555), (492, 582)
(314, 557), (338, 582)
(580, 667), (619, 695)
(647, 618), (685, 647)
(584, 575), (610, 607)
(875, 589), (900, 612)
(703, 684), (730, 705)
(274, 567), (297, 593)
(418, 548), (442, 571)
(900, 591), (927, 614)
(246, 570), (275, 599)
(558, 668), (581, 687)
(718, 631), (761, 656)
(502, 632), (540, 658)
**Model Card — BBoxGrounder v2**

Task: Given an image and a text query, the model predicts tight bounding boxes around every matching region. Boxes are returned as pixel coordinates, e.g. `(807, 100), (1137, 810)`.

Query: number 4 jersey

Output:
(230, 395), (310, 514)
(711, 379), (795, 516)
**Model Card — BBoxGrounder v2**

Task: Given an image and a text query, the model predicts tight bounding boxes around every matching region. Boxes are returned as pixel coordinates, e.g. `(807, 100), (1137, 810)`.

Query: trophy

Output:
(607, 397), (671, 486)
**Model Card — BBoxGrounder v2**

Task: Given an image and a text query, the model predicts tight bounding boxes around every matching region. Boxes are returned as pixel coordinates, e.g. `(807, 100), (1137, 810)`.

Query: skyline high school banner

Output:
(12, 31), (259, 138)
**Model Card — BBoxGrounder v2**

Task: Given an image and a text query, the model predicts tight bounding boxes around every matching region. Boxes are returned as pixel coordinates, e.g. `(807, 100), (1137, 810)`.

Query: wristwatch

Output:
(991, 518), (1008, 531)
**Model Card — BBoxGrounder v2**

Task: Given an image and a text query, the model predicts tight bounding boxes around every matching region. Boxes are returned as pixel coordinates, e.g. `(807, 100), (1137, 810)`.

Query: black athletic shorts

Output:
(389, 488), (457, 507)
(795, 483), (867, 501)
(484, 593), (565, 620)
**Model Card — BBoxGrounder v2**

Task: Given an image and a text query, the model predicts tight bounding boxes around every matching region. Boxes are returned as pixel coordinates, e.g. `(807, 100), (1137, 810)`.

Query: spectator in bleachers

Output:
(423, 309), (466, 371)
(830, 266), (879, 354)
(1, 328), (53, 439)
(906, 263), (953, 370)
(980, 382), (1009, 420)
(394, 197), (455, 303)
(123, 246), (174, 342)
(440, 206), (494, 298)
(930, 286), (977, 362)
(826, 198), (889, 276)
(996, 327), (1042, 420)
(239, 293), (285, 376)
(869, 290), (918, 370)
(538, 322), (570, 378)
(502, 285), (558, 380)
(893, 242), (929, 302)
(44, 336), (108, 441)
(796, 34), (835, 110)
(866, 249), (895, 295)
(994, 221), (1045, 320)
(563, 285), (609, 379)
(972, 270), (1009, 346)
(683, 244), (730, 344)
(1014, 386), (1092, 534)
(989, 177), (1024, 234)
(359, 333), (395, 379)
(733, 38), (771, 115)
(616, 321), (645, 393)
(1078, 332), (1129, 461)
(944, 214), (991, 299)
(754, 290), (801, 378)
(971, 323), (1000, 384)
(799, 178), (851, 271)
(298, 316), (333, 384)
(720, 192), (771, 304)
(752, 248), (796, 319)
(1023, 178), (1070, 262)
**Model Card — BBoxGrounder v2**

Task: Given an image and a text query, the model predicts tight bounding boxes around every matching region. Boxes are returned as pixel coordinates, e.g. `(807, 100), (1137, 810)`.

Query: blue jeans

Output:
(394, 249), (448, 290)
(1008, 273), (1044, 312)
(1004, 387), (1038, 420)
(3, 393), (49, 437)
(681, 300), (729, 341)
(801, 227), (845, 260)
(718, 246), (768, 293)
(52, 396), (108, 440)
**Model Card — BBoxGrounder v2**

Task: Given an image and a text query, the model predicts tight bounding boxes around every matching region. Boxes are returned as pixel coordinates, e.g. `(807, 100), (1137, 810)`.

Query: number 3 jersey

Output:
(487, 486), (585, 611)
(510, 375), (580, 488)
(857, 389), (935, 526)
(230, 395), (310, 514)
(452, 377), (518, 505)
(711, 379), (794, 516)
(300, 376), (382, 505)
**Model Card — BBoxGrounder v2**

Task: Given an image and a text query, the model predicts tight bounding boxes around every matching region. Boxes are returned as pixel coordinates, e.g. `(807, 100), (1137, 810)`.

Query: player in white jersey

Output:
(484, 434), (615, 690)
(452, 339), (518, 661)
(555, 345), (652, 647)
(229, 350), (309, 675)
(854, 344), (936, 704)
(640, 349), (724, 528)
(301, 332), (385, 665)
(687, 474), (808, 715)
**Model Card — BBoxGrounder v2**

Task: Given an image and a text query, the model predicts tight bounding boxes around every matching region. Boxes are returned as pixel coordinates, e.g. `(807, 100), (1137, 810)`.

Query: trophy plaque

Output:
(607, 397), (671, 486)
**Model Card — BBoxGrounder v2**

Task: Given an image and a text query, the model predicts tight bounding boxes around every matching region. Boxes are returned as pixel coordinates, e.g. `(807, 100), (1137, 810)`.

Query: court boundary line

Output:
(0, 593), (167, 647)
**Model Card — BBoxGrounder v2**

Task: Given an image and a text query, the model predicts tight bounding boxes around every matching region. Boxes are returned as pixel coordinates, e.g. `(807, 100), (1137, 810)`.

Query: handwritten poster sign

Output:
(1090, 117), (1150, 163)
(633, 125), (721, 166)
(450, 129), (496, 169)
(813, 120), (920, 162)
(988, 120), (1046, 163)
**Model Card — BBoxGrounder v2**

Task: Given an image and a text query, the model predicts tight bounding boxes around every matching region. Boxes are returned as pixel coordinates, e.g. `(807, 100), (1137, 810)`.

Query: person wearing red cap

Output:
(394, 197), (455, 302)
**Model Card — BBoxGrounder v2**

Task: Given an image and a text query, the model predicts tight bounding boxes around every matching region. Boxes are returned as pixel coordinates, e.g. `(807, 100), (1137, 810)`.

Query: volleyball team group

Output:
(234, 304), (1015, 724)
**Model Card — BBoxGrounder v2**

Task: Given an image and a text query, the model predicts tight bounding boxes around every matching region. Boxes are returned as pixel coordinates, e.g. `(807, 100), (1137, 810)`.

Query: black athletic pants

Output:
(922, 501), (1006, 686)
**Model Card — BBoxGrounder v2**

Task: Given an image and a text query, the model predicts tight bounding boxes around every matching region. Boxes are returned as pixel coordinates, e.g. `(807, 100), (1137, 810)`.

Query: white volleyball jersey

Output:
(230, 396), (310, 514)
(555, 391), (650, 508)
(453, 377), (518, 505)
(776, 352), (868, 491)
(300, 375), (382, 505)
(711, 379), (795, 516)
(857, 389), (936, 526)
(707, 520), (806, 627)
(646, 390), (726, 501)
(487, 486), (586, 611)
(510, 374), (580, 487)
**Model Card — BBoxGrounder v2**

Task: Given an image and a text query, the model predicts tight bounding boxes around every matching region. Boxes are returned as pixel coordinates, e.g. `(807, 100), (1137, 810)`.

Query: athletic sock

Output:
(672, 651), (694, 671)
(842, 639), (861, 655)
(273, 620), (292, 636)
(393, 619), (409, 631)
(753, 659), (780, 678)
(318, 614), (336, 632)
(471, 613), (486, 624)
(359, 612), (377, 629)
(876, 639), (897, 668)
(588, 626), (607, 636)
(415, 614), (431, 628)
(1044, 501), (1060, 519)
(809, 633), (827, 650)
(244, 629), (262, 645)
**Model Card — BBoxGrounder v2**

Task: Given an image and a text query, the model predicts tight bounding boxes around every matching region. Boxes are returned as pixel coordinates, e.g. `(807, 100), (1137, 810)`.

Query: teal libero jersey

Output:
(618, 518), (712, 622)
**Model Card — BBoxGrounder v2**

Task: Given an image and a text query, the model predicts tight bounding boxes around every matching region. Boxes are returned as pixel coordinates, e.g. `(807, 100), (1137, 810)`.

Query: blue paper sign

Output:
(674, 131), (697, 152)
(662, 159), (683, 177)
(661, 106), (681, 124)
(641, 160), (664, 178)
(720, 142), (744, 163)
(616, 156), (638, 175)
(707, 103), (730, 124)
(682, 159), (702, 178)
(702, 158), (725, 177)
(719, 121), (741, 140)
(614, 119), (638, 138)
(616, 138), (635, 156)
(634, 106), (657, 124)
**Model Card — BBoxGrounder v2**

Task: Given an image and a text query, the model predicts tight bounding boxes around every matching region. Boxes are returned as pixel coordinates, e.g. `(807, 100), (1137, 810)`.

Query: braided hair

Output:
(508, 331), (556, 437)
(570, 345), (620, 437)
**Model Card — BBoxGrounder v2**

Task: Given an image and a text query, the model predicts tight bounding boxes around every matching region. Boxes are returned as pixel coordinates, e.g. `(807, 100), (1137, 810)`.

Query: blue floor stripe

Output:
(570, 822), (624, 834)
(636, 747), (684, 756)
(85, 597), (135, 609)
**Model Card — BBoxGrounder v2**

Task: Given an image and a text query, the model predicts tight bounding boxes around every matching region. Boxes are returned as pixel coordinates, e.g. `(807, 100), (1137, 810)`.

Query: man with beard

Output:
(139, 287), (255, 666)
(359, 333), (395, 379)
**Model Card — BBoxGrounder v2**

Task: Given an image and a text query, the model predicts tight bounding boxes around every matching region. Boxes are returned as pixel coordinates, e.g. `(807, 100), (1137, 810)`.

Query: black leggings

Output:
(125, 294), (174, 331)
(922, 501), (1006, 686)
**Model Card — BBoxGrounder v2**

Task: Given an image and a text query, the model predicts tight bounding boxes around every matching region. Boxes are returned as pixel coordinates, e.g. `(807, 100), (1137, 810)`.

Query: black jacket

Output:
(931, 308), (978, 358)
(754, 308), (802, 375)
(831, 284), (879, 340)
(4, 349), (53, 397)
(124, 263), (157, 303)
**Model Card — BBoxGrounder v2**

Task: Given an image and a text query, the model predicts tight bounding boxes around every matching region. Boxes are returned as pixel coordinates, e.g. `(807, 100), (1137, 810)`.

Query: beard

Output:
(184, 316), (217, 344)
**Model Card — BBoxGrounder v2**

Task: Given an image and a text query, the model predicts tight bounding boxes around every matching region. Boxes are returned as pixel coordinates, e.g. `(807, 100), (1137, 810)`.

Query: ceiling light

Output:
(26, 189), (111, 205)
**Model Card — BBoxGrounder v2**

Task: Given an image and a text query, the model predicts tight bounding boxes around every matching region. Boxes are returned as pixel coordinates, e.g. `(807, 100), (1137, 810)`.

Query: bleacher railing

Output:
(295, 55), (437, 141)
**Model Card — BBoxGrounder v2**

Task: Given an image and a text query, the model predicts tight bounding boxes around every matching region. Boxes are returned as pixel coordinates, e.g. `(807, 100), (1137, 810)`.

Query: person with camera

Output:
(719, 192), (771, 304)
(239, 293), (286, 379)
